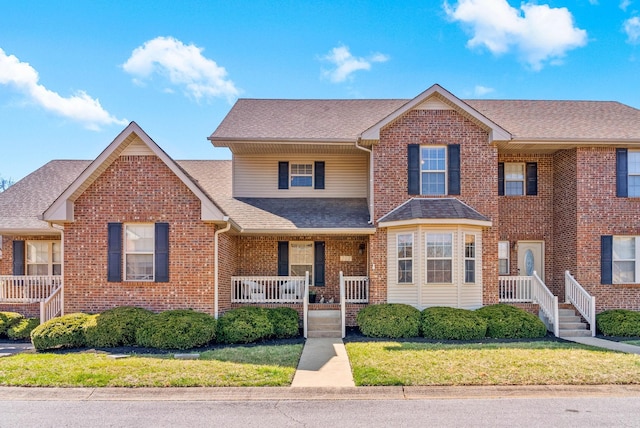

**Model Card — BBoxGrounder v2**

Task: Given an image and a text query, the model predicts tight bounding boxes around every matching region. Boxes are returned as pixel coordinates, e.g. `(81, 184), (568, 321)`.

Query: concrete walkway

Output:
(291, 338), (355, 387)
(562, 336), (640, 354)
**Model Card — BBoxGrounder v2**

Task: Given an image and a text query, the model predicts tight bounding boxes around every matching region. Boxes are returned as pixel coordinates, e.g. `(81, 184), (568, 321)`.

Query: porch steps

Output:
(307, 310), (342, 338)
(558, 308), (592, 338)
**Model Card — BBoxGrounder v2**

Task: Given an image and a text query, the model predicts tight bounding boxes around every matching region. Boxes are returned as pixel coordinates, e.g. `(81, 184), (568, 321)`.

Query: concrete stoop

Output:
(557, 308), (592, 338)
(307, 310), (342, 338)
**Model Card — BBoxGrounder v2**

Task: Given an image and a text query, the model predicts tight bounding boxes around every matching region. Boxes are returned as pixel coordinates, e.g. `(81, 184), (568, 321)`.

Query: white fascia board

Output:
(378, 218), (492, 228)
(237, 227), (376, 235)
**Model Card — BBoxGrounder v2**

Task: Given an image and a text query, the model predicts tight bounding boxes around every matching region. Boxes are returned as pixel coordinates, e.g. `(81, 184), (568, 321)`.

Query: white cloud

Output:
(474, 85), (494, 96)
(620, 0), (632, 11)
(123, 36), (239, 102)
(624, 16), (640, 44)
(444, 0), (588, 70)
(0, 48), (126, 130)
(320, 45), (389, 83)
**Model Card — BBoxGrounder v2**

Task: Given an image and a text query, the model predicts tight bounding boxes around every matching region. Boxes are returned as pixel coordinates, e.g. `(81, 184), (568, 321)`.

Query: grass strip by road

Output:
(0, 344), (303, 387)
(346, 341), (640, 386)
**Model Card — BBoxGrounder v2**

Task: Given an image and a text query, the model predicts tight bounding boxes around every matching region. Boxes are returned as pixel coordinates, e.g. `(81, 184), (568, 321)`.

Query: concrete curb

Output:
(2, 385), (640, 401)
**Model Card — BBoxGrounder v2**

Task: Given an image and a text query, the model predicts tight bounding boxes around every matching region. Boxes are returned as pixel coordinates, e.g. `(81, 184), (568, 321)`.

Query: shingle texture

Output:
(378, 198), (491, 223)
(210, 98), (640, 142)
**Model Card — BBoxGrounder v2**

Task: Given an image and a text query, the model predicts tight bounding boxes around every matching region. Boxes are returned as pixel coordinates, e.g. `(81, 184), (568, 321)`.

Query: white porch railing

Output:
(531, 271), (559, 337)
(565, 270), (596, 337)
(0, 276), (62, 303)
(343, 276), (369, 303)
(498, 276), (532, 302)
(231, 276), (306, 303)
(40, 286), (63, 324)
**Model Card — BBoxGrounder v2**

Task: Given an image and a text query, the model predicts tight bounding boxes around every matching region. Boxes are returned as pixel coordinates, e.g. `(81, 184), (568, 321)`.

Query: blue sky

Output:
(1, 0), (639, 182)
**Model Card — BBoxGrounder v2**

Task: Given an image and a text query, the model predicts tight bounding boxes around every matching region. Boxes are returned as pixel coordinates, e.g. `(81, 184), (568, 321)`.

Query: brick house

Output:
(2, 84), (640, 337)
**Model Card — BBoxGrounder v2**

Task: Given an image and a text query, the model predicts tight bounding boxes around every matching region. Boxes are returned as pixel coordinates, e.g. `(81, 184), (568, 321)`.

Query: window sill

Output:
(613, 283), (640, 289)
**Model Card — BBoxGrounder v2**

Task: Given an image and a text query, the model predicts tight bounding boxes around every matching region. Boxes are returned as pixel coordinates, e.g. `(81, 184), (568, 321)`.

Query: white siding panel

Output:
(121, 138), (154, 156)
(233, 153), (367, 198)
(414, 97), (453, 111)
(421, 285), (458, 308)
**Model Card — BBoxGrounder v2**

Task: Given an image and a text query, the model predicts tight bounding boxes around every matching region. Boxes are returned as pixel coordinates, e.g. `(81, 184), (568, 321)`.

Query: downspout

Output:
(214, 217), (231, 319)
(355, 138), (374, 224)
(50, 223), (65, 316)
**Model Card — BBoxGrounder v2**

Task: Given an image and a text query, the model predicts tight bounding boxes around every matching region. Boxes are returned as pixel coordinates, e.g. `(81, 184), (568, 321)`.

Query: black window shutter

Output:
(616, 148), (628, 197)
(314, 161), (325, 189)
(155, 223), (169, 283)
(314, 241), (325, 286)
(12, 240), (25, 275)
(526, 162), (538, 196)
(408, 144), (420, 194)
(107, 223), (122, 282)
(277, 241), (289, 276)
(498, 162), (505, 196)
(278, 161), (289, 190)
(448, 144), (461, 195)
(601, 235), (613, 285)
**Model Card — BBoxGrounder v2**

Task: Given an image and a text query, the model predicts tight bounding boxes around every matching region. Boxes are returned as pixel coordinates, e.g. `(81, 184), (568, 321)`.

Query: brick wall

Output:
(372, 109), (499, 305)
(498, 154), (555, 293)
(64, 155), (219, 315)
(573, 147), (640, 311)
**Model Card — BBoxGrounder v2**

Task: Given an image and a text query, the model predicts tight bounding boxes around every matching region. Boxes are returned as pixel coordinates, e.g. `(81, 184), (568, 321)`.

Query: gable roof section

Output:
(378, 198), (492, 228)
(360, 84), (511, 143)
(0, 160), (90, 234)
(44, 122), (227, 223)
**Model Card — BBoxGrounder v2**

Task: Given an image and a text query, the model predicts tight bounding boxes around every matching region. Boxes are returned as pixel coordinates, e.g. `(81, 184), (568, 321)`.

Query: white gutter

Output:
(355, 139), (374, 224)
(214, 217), (231, 319)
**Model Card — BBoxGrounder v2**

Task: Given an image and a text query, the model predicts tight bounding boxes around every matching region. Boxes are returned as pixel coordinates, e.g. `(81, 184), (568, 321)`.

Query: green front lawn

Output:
(346, 341), (640, 386)
(0, 344), (303, 387)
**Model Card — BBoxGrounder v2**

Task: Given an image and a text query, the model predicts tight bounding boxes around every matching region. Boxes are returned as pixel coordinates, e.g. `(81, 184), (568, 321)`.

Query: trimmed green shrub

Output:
(476, 304), (547, 339)
(30, 313), (92, 351)
(135, 309), (217, 350)
(0, 312), (24, 337)
(84, 306), (154, 348)
(267, 307), (300, 339)
(356, 304), (421, 338)
(421, 307), (487, 340)
(217, 307), (275, 344)
(7, 317), (40, 340)
(597, 309), (640, 337)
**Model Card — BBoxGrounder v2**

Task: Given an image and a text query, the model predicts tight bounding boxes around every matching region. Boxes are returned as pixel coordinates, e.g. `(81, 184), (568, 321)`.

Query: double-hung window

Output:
(612, 236), (640, 283)
(504, 163), (525, 195)
(290, 164), (313, 187)
(464, 234), (476, 283)
(289, 242), (313, 278)
(124, 224), (155, 281)
(498, 241), (510, 275)
(26, 241), (61, 276)
(628, 151), (640, 197)
(421, 147), (446, 195)
(397, 234), (413, 283)
(426, 233), (453, 283)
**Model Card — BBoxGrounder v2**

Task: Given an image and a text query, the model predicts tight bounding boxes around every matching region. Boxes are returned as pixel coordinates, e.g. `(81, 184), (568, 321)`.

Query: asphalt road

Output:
(2, 395), (640, 427)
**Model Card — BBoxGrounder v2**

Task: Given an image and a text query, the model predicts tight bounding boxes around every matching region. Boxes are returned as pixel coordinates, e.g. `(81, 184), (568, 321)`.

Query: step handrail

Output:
(565, 270), (596, 337)
(303, 271), (309, 339)
(340, 271), (346, 338)
(531, 271), (559, 337)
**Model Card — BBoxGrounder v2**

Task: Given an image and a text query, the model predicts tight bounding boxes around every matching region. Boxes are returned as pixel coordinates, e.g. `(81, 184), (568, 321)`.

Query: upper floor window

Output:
(498, 162), (537, 196)
(26, 241), (61, 276)
(628, 151), (640, 197)
(290, 164), (313, 187)
(421, 147), (446, 195)
(124, 224), (155, 281)
(408, 144), (460, 196)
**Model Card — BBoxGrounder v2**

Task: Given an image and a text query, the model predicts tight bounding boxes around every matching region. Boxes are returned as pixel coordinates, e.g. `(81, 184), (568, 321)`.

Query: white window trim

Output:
(613, 236), (640, 284)
(289, 241), (314, 282)
(25, 241), (61, 276)
(290, 163), (313, 187)
(425, 232), (453, 284)
(124, 224), (155, 282)
(504, 162), (525, 196)
(397, 233), (414, 284)
(464, 233), (476, 284)
(420, 146), (447, 196)
(498, 241), (510, 275)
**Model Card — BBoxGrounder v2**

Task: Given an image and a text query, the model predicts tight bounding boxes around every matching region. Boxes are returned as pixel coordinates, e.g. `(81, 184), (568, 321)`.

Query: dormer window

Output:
(290, 164), (313, 187)
(278, 161), (325, 190)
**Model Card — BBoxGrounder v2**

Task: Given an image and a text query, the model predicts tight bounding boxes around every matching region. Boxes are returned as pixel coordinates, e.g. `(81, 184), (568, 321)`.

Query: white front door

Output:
(517, 241), (544, 281)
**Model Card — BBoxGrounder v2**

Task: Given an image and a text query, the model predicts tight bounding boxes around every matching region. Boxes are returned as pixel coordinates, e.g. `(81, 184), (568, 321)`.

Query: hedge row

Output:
(596, 309), (640, 336)
(30, 306), (300, 351)
(0, 312), (40, 340)
(357, 304), (548, 340)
